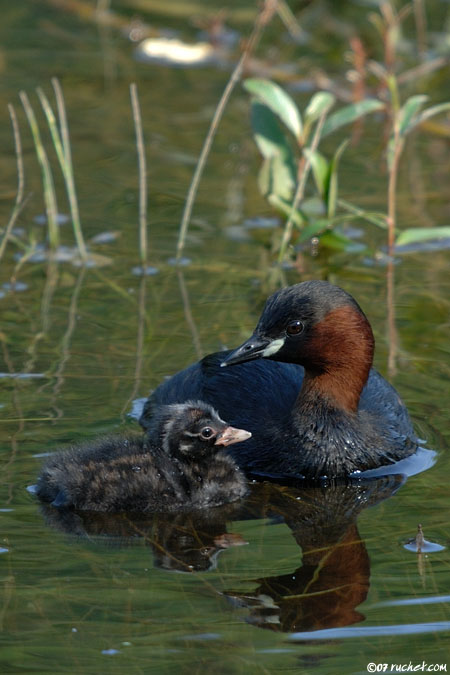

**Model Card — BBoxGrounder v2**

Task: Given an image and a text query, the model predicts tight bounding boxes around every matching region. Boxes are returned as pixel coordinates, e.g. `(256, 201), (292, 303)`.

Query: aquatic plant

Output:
(244, 1), (450, 261)
(244, 78), (388, 260)
(37, 79), (88, 262)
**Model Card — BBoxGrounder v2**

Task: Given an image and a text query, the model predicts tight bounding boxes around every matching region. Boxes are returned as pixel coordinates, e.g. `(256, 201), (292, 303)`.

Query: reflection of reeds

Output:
(49, 266), (87, 416)
(0, 106), (26, 262)
(19, 91), (59, 252)
(130, 83), (148, 270)
(37, 79), (88, 262)
(177, 268), (202, 360)
(120, 274), (147, 417)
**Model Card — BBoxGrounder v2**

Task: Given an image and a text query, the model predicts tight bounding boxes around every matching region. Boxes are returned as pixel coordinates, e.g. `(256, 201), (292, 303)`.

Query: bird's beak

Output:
(215, 426), (251, 447)
(221, 333), (286, 367)
(220, 334), (271, 367)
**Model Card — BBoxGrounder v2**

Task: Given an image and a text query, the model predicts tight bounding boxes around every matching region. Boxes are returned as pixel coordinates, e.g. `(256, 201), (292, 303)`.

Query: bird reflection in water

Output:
(224, 475), (404, 632)
(39, 473), (403, 632)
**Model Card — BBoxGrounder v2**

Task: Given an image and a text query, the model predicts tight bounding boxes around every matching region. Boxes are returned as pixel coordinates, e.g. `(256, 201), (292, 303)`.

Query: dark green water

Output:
(1, 2), (449, 673)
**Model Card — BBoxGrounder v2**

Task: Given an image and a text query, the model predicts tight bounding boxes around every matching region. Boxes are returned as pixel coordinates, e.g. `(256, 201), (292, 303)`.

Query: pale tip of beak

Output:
(215, 426), (252, 447)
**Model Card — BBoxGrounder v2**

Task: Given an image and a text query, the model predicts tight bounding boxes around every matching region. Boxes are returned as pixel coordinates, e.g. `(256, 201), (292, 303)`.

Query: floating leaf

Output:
(244, 78), (302, 140)
(303, 149), (329, 198)
(398, 95), (428, 136)
(322, 99), (385, 137)
(327, 139), (349, 218)
(396, 226), (450, 246)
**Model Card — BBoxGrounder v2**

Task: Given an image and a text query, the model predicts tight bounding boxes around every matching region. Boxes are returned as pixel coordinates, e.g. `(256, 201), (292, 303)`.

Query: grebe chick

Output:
(36, 401), (251, 512)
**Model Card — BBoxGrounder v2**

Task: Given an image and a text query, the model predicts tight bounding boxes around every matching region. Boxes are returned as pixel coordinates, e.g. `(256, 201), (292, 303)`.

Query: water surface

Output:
(1, 2), (449, 673)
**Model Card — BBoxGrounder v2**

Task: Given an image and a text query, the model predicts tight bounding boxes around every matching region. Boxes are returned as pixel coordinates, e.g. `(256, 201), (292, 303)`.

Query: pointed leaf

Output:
(319, 230), (361, 251)
(396, 226), (450, 246)
(267, 194), (306, 227)
(303, 149), (329, 198)
(338, 199), (388, 229)
(398, 95), (428, 136)
(327, 139), (349, 218)
(244, 78), (302, 140)
(304, 92), (336, 124)
(322, 99), (385, 137)
(412, 102), (450, 131)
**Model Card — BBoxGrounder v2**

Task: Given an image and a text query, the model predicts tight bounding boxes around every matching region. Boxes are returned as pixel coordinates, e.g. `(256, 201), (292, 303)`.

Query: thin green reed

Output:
(0, 105), (26, 263)
(37, 80), (88, 262)
(19, 90), (59, 252)
(130, 82), (148, 269)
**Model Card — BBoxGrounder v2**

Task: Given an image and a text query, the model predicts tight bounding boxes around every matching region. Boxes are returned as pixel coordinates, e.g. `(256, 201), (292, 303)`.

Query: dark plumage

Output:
(36, 401), (251, 512)
(140, 281), (417, 479)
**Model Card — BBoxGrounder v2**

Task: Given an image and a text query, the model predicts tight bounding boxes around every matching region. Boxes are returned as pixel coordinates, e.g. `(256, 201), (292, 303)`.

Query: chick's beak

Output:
(220, 334), (270, 367)
(215, 426), (252, 447)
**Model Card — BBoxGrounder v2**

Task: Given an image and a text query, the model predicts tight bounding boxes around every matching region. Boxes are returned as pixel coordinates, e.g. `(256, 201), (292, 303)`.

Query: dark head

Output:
(221, 281), (375, 413)
(151, 401), (251, 461)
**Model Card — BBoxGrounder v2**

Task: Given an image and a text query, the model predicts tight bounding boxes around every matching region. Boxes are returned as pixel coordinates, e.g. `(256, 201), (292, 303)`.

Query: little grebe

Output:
(36, 401), (251, 512)
(140, 282), (417, 479)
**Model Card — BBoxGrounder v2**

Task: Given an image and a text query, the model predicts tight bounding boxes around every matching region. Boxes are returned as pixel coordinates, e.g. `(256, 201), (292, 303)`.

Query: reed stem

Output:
(130, 83), (148, 269)
(52, 78), (88, 261)
(20, 91), (59, 252)
(175, 0), (277, 261)
(0, 105), (26, 262)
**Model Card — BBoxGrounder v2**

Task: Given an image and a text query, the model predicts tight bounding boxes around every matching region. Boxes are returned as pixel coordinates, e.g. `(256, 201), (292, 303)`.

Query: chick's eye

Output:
(286, 320), (304, 336)
(200, 427), (214, 439)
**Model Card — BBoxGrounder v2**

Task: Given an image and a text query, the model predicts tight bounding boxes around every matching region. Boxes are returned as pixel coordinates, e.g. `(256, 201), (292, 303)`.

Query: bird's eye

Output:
(286, 320), (304, 336)
(200, 427), (214, 440)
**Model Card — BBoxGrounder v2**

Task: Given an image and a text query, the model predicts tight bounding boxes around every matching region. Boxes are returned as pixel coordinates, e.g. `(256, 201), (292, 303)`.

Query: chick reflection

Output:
(225, 475), (404, 632)
(39, 501), (247, 572)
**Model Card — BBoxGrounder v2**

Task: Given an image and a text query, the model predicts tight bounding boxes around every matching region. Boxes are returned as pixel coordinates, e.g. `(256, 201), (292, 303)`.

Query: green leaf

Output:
(244, 78), (302, 140)
(258, 155), (296, 201)
(268, 194), (306, 227)
(322, 99), (385, 137)
(319, 230), (360, 251)
(338, 199), (388, 229)
(304, 92), (336, 125)
(298, 219), (330, 243)
(303, 149), (329, 198)
(327, 139), (348, 218)
(396, 226), (450, 246)
(398, 95), (428, 136)
(251, 101), (297, 162)
(412, 102), (450, 130)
